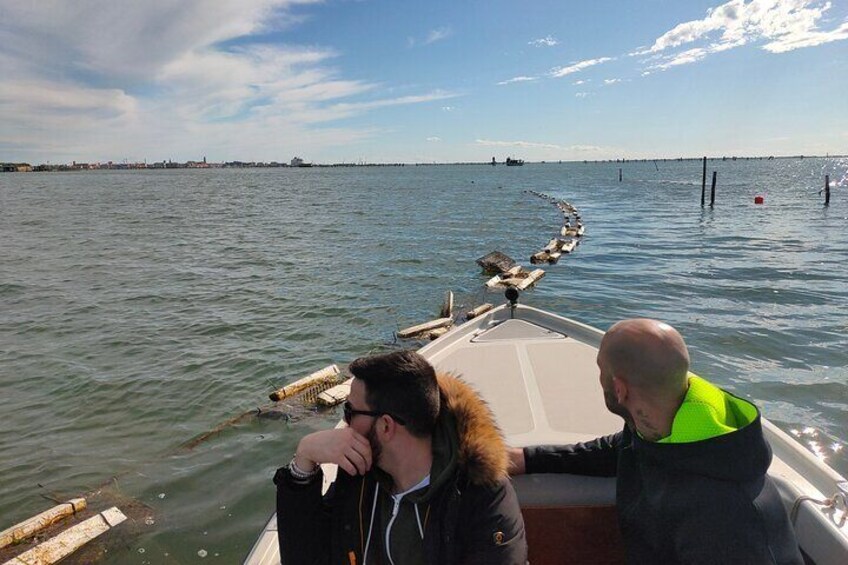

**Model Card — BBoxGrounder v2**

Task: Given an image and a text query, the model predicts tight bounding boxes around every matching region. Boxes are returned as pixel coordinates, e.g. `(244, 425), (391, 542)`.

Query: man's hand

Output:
(507, 447), (526, 475)
(295, 428), (373, 476)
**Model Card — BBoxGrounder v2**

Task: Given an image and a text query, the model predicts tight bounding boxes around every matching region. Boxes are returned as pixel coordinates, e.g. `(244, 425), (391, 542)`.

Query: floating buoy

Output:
(754, 195), (764, 204)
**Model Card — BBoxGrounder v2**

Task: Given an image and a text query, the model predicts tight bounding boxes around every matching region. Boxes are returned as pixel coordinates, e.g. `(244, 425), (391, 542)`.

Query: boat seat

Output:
(513, 474), (625, 565)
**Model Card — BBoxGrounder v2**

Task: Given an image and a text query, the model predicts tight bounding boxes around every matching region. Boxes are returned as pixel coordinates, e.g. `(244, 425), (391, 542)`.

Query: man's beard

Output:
(366, 420), (383, 468)
(604, 387), (635, 430)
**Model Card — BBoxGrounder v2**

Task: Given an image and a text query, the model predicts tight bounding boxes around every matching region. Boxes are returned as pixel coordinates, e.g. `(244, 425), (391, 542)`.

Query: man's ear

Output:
(379, 415), (396, 439)
(612, 376), (628, 403)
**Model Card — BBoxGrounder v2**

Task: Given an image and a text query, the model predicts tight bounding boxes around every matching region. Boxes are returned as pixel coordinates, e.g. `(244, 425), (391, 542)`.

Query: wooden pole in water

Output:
(710, 171), (717, 207)
(619, 168), (622, 182)
(701, 157), (707, 206)
(6, 507), (126, 565)
(825, 175), (830, 206)
(0, 499), (87, 549)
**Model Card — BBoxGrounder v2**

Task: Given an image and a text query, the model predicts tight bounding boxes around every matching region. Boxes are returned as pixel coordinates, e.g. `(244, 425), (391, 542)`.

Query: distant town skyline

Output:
(1, 0), (846, 164)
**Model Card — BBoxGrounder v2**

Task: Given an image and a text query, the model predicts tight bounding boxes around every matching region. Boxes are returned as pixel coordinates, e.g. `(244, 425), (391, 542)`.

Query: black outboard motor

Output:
(505, 287), (519, 318)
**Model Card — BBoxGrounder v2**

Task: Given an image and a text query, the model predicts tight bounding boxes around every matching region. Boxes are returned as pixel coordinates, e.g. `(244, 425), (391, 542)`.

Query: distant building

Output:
(1, 162), (32, 172)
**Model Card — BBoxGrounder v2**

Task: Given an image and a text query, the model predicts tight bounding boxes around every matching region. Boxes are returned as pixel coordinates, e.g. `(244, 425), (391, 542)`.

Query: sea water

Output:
(1, 159), (846, 562)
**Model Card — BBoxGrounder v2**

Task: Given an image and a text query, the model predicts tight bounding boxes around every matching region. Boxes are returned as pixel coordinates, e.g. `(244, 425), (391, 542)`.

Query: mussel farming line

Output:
(525, 190), (585, 265)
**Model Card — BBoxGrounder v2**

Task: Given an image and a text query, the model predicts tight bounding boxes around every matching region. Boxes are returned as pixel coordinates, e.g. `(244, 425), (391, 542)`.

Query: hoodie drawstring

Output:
(414, 504), (425, 540)
(362, 482), (379, 565)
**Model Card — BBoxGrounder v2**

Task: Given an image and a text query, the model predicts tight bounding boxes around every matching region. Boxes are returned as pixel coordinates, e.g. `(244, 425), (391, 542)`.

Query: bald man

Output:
(510, 319), (803, 564)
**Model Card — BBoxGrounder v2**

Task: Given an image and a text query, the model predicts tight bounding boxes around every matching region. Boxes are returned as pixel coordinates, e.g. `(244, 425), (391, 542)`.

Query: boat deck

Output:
(420, 308), (622, 446)
(245, 304), (848, 565)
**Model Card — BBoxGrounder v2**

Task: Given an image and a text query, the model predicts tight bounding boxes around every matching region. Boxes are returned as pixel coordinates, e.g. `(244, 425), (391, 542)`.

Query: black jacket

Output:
(525, 398), (803, 564)
(275, 374), (527, 565)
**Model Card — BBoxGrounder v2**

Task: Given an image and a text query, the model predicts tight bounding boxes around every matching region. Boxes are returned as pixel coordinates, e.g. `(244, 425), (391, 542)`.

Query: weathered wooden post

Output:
(619, 168), (622, 182)
(825, 175), (830, 206)
(701, 156), (707, 206)
(710, 171), (717, 207)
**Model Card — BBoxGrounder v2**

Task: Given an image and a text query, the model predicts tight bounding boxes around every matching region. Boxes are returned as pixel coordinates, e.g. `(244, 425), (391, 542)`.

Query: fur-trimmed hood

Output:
(435, 373), (508, 487)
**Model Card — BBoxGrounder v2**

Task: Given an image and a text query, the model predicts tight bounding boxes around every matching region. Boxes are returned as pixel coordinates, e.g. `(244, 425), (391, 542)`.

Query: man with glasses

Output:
(274, 350), (527, 565)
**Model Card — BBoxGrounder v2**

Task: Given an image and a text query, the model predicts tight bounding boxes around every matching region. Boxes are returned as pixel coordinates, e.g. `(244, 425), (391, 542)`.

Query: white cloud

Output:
(575, 92), (589, 98)
(497, 76), (538, 85)
(529, 36), (559, 47)
(0, 80), (138, 122)
(573, 79), (589, 85)
(635, 0), (848, 71)
(603, 78), (622, 85)
(329, 91), (458, 115)
(0, 0), (460, 162)
(549, 57), (614, 77)
(475, 139), (602, 152)
(407, 27), (452, 47)
(763, 20), (848, 53)
(424, 27), (453, 45)
(441, 106), (455, 112)
(0, 0), (317, 81)
(426, 136), (441, 142)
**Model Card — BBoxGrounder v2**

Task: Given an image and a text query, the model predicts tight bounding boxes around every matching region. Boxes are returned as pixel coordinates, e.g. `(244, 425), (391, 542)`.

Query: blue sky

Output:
(1, 0), (846, 163)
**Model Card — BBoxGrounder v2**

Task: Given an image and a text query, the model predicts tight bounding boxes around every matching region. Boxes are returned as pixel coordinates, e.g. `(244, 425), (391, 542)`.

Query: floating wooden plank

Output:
(466, 303), (493, 320)
(561, 240), (578, 253)
(542, 238), (560, 253)
(316, 378), (353, 407)
(576, 225), (585, 236)
(439, 290), (454, 318)
(517, 269), (546, 290)
(397, 317), (452, 339)
(3, 507), (126, 565)
(0, 499), (86, 549)
(499, 277), (523, 287)
(269, 365), (340, 401)
(530, 251), (550, 264)
(547, 251), (562, 264)
(428, 327), (449, 340)
(486, 266), (522, 288)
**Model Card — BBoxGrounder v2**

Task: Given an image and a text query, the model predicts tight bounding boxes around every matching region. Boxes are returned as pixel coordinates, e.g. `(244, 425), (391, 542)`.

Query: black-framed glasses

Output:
(343, 401), (406, 426)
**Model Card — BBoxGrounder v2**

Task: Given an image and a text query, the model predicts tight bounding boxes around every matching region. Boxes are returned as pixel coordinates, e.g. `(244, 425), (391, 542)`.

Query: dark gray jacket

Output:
(525, 400), (804, 565)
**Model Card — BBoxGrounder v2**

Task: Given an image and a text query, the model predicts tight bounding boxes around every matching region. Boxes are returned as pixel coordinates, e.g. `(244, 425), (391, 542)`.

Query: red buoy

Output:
(754, 195), (764, 204)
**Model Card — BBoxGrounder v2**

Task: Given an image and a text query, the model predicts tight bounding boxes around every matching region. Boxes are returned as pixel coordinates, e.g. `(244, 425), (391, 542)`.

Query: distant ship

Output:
(505, 157), (524, 166)
(290, 157), (313, 168)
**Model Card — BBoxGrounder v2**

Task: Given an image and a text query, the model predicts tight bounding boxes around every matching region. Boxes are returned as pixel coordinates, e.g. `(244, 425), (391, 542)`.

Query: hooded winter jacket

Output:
(524, 375), (803, 565)
(275, 374), (527, 565)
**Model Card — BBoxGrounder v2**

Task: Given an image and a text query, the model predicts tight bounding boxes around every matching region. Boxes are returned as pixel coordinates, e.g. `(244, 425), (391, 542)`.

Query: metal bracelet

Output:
(289, 455), (318, 481)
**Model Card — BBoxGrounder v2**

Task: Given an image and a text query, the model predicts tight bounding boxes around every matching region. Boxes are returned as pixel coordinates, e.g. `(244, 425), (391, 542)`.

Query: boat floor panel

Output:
(433, 331), (621, 444)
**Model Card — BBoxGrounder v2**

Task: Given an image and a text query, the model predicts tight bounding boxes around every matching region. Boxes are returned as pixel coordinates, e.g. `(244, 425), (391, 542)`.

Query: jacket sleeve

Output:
(459, 478), (528, 565)
(274, 466), (330, 565)
(523, 431), (623, 477)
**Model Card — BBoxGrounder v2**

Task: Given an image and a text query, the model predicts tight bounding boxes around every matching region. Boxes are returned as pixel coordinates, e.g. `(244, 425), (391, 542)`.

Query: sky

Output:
(1, 0), (846, 164)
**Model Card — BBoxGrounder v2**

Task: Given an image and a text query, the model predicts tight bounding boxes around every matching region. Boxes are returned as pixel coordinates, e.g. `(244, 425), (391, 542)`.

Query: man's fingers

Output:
(346, 446), (371, 474)
(349, 437), (372, 467)
(338, 457), (357, 476)
(349, 430), (370, 450)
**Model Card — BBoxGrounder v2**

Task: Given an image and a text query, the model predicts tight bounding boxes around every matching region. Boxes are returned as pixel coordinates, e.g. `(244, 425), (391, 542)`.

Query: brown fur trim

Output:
(437, 373), (508, 486)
